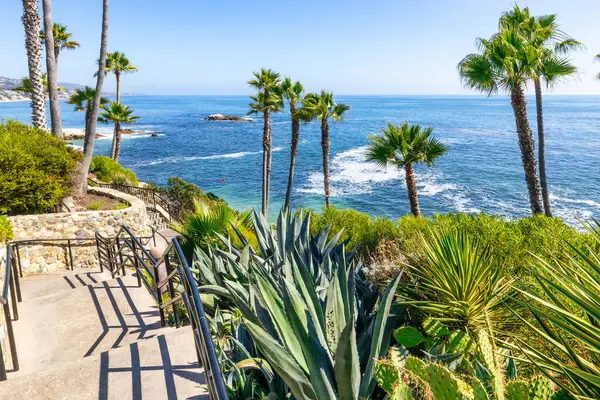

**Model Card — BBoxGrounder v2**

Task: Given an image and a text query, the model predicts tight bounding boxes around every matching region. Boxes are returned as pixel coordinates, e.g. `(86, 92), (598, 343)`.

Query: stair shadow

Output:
(85, 276), (162, 357)
(62, 270), (106, 290)
(98, 334), (207, 400)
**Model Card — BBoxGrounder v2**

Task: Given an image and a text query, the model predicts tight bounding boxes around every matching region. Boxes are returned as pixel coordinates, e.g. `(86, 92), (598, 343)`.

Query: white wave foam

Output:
(550, 194), (600, 208)
(297, 146), (467, 206)
(134, 147), (283, 167)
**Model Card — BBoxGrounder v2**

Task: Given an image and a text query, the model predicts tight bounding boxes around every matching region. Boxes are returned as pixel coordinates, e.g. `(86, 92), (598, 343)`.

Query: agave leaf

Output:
(244, 319), (317, 400)
(325, 266), (348, 353)
(255, 273), (308, 372)
(358, 272), (403, 398)
(198, 284), (231, 299)
(292, 251), (327, 342)
(283, 278), (337, 399)
(335, 318), (360, 400)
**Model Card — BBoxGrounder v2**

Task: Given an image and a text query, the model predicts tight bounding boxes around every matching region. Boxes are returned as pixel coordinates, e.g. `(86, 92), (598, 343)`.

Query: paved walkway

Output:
(0, 268), (208, 399)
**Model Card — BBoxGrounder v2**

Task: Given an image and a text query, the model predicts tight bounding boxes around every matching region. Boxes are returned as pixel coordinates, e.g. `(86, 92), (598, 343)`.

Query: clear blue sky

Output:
(1, 0), (599, 95)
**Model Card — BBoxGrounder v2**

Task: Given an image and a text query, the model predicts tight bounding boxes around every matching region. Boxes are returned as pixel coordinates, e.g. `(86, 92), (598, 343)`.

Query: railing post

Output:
(10, 252), (21, 304)
(131, 239), (142, 287)
(67, 239), (74, 271)
(156, 254), (165, 327)
(165, 255), (180, 328)
(0, 340), (6, 381)
(8, 265), (18, 321)
(115, 238), (125, 277)
(95, 236), (104, 273)
(3, 303), (19, 372)
(15, 245), (23, 278)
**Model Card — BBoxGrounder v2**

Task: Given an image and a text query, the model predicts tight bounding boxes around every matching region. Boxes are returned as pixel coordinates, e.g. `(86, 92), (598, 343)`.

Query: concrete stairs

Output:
(0, 268), (208, 399)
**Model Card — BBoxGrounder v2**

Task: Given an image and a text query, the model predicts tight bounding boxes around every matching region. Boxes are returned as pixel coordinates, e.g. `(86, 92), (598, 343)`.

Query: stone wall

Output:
(8, 187), (151, 275)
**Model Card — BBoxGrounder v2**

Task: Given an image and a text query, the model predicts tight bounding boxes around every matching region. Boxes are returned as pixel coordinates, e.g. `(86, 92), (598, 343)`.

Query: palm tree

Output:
(21, 0), (47, 129)
(301, 91), (350, 207)
(67, 87), (108, 151)
(100, 51), (138, 103)
(75, 0), (109, 197)
(499, 5), (581, 217)
(280, 77), (305, 211)
(41, 0), (62, 139)
(248, 69), (283, 217)
(40, 23), (80, 65)
(595, 54), (600, 80)
(366, 122), (447, 216)
(99, 101), (140, 162)
(458, 27), (544, 215)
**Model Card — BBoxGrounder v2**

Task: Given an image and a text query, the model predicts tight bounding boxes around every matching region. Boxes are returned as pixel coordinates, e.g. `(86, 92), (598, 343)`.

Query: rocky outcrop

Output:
(204, 114), (253, 122)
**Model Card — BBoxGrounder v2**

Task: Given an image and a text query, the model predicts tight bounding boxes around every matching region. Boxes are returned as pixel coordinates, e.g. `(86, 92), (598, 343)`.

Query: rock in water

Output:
(204, 114), (253, 122)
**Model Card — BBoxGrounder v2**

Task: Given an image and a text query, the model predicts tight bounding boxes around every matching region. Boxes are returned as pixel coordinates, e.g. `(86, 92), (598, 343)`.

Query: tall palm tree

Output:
(458, 27), (544, 215)
(75, 0), (109, 197)
(99, 101), (140, 162)
(595, 54), (600, 80)
(366, 122), (447, 216)
(40, 23), (80, 65)
(499, 5), (581, 217)
(100, 51), (138, 103)
(41, 0), (62, 139)
(280, 77), (305, 211)
(21, 0), (47, 129)
(248, 69), (283, 216)
(301, 91), (350, 207)
(67, 87), (108, 151)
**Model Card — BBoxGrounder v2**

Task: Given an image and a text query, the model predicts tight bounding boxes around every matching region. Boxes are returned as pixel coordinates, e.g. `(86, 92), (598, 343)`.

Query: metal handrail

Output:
(111, 226), (227, 399)
(0, 246), (20, 380)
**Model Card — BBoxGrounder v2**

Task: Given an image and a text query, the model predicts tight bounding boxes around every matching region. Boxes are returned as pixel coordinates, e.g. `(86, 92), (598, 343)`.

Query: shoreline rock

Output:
(204, 114), (253, 122)
(0, 89), (74, 103)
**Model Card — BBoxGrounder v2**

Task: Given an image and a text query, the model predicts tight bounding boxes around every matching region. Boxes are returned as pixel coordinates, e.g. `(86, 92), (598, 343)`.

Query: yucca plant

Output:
(398, 231), (514, 336)
(193, 209), (406, 399)
(506, 220), (600, 398)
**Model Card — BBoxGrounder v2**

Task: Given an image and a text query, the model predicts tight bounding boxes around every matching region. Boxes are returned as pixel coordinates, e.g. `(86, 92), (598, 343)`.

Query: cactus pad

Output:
(394, 326), (425, 348)
(375, 360), (401, 395)
(530, 376), (555, 400)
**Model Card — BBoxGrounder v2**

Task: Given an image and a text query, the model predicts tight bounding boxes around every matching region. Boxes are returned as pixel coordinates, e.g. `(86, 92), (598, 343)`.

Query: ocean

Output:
(1, 95), (599, 225)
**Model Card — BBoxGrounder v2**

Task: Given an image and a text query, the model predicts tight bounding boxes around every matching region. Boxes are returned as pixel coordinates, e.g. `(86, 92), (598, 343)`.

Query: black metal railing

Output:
(0, 245), (21, 380)
(102, 226), (227, 399)
(89, 179), (183, 222)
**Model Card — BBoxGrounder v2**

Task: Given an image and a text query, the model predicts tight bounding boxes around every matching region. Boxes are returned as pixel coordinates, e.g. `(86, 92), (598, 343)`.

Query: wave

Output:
(133, 147), (283, 167)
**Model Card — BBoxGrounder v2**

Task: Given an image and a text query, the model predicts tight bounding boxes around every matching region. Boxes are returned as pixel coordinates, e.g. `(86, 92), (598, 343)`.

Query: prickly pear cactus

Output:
(478, 330), (505, 400)
(472, 377), (490, 400)
(405, 357), (428, 381)
(529, 376), (555, 400)
(423, 318), (450, 338)
(424, 363), (463, 400)
(391, 383), (414, 400)
(394, 326), (425, 348)
(506, 381), (529, 400)
(447, 330), (476, 354)
(375, 360), (402, 395)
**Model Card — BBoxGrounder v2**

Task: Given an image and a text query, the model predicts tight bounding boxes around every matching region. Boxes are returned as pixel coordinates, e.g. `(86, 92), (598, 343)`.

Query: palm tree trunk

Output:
(75, 0), (108, 197)
(83, 109), (91, 153)
(404, 163), (420, 216)
(261, 107), (272, 217)
(110, 123), (118, 159)
(54, 47), (60, 66)
(42, 0), (63, 139)
(21, 0), (47, 129)
(284, 105), (299, 211)
(321, 117), (331, 207)
(510, 85), (544, 215)
(116, 72), (121, 103)
(113, 122), (122, 162)
(534, 78), (552, 217)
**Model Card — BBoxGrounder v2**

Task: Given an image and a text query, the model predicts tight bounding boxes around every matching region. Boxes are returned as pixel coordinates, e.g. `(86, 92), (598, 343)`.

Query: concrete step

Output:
(12, 273), (173, 376)
(0, 326), (208, 399)
(20, 268), (115, 299)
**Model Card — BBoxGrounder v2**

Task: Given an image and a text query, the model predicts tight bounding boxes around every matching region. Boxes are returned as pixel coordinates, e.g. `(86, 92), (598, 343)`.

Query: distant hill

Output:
(0, 75), (86, 91)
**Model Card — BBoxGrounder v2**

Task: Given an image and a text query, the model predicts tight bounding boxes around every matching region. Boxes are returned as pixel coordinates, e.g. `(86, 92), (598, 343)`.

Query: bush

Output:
(0, 120), (81, 215)
(150, 177), (221, 215)
(0, 215), (13, 243)
(89, 155), (138, 186)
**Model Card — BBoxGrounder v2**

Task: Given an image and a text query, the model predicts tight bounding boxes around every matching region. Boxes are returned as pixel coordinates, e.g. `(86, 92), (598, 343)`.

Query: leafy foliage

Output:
(0, 215), (13, 243)
(0, 121), (81, 214)
(150, 177), (220, 215)
(193, 210), (406, 399)
(89, 155), (138, 186)
(506, 220), (600, 398)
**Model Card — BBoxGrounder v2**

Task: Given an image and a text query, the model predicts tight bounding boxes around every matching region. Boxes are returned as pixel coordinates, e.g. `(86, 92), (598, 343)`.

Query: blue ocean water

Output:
(1, 95), (599, 224)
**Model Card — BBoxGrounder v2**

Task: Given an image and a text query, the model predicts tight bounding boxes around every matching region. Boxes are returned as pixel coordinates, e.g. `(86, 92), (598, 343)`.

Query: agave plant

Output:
(506, 219), (600, 398)
(193, 210), (405, 399)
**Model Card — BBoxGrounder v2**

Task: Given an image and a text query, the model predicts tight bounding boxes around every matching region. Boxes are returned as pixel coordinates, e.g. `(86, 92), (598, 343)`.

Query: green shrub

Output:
(150, 177), (221, 215)
(89, 155), (138, 186)
(87, 201), (102, 211)
(0, 215), (13, 243)
(0, 120), (81, 215)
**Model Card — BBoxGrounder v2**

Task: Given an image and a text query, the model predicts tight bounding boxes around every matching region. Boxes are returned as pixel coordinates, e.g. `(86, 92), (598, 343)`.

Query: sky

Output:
(1, 0), (599, 95)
